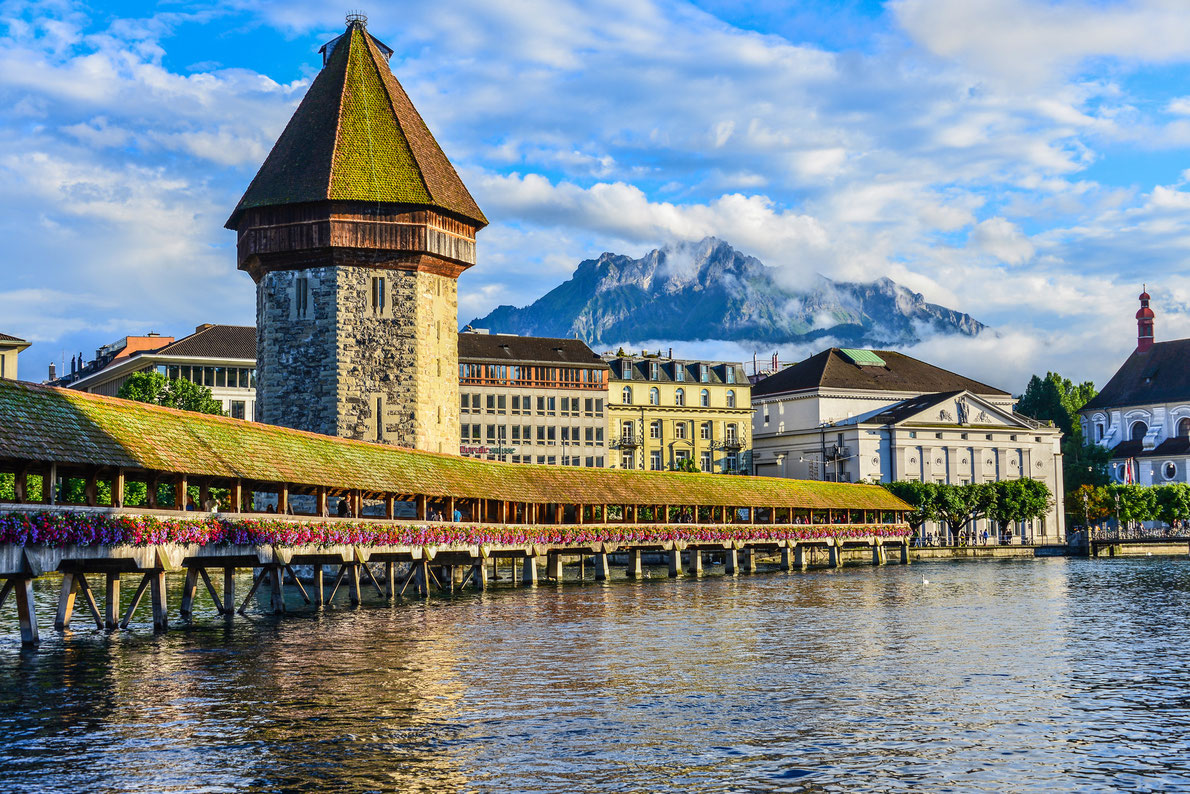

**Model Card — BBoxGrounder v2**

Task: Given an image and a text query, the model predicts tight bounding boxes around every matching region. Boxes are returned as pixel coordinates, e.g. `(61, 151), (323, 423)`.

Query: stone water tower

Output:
(226, 14), (486, 452)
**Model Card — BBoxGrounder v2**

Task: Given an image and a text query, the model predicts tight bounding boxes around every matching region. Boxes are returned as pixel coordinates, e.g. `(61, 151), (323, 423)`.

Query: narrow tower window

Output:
(371, 276), (386, 315)
(375, 396), (384, 442)
(295, 277), (309, 318)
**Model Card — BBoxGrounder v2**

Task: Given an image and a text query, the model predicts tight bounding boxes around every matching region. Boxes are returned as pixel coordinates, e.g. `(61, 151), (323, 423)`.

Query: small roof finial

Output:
(346, 10), (367, 27)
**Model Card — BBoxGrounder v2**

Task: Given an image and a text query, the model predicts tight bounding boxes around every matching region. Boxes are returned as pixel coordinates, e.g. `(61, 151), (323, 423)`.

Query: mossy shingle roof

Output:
(226, 21), (486, 229)
(0, 379), (907, 512)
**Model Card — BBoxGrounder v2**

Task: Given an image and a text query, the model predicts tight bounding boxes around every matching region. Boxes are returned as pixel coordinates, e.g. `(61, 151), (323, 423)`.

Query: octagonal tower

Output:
(226, 16), (486, 452)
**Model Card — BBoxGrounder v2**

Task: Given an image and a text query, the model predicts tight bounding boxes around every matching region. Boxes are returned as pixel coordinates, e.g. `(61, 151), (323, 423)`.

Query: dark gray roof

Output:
(458, 333), (606, 366)
(753, 348), (1007, 398)
(155, 325), (256, 360)
(603, 356), (747, 386)
(1082, 339), (1190, 412)
(0, 332), (27, 343)
(868, 392), (960, 425)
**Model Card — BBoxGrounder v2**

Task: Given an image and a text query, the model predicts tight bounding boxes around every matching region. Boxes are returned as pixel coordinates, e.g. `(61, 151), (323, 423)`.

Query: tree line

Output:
(882, 479), (1052, 543)
(1070, 483), (1190, 529)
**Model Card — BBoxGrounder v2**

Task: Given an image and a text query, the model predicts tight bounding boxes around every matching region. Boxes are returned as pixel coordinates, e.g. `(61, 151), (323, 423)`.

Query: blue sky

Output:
(2, 0), (1189, 392)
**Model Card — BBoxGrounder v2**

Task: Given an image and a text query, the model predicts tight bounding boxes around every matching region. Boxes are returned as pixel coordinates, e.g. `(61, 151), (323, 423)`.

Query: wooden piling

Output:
(180, 568), (199, 620)
(595, 552), (610, 581)
(742, 548), (756, 574)
(348, 564), (361, 606)
(547, 552), (564, 581)
(385, 561), (395, 600)
(149, 571), (169, 631)
(626, 549), (643, 579)
(668, 547), (684, 577)
(223, 567), (236, 615)
(687, 549), (703, 576)
(55, 572), (78, 629)
(105, 573), (120, 629)
(828, 543), (842, 569)
(725, 548), (738, 575)
(313, 565), (325, 606)
(522, 555), (538, 586)
(794, 544), (807, 571)
(15, 578), (39, 645)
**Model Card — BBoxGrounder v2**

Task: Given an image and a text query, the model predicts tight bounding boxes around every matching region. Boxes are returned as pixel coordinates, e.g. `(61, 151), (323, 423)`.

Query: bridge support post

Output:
(348, 565), (362, 606)
(794, 544), (807, 570)
(472, 557), (487, 591)
(668, 547), (684, 577)
(687, 549), (703, 576)
(872, 543), (887, 566)
(55, 572), (78, 630)
(105, 573), (120, 629)
(828, 543), (842, 569)
(595, 552), (610, 581)
(547, 553), (564, 581)
(15, 578), (39, 646)
(384, 562), (395, 601)
(900, 542), (910, 565)
(269, 568), (286, 614)
(180, 568), (199, 620)
(223, 567), (237, 615)
(149, 571), (169, 631)
(522, 555), (538, 586)
(414, 560), (429, 597)
(725, 548), (738, 575)
(780, 547), (792, 571)
(626, 549), (643, 579)
(742, 548), (756, 574)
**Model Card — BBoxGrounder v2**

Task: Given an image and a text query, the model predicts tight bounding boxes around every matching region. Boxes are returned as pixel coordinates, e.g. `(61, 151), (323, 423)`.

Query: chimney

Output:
(48, 362), (56, 381)
(70, 355), (76, 375)
(1137, 286), (1155, 353)
(195, 324), (215, 334)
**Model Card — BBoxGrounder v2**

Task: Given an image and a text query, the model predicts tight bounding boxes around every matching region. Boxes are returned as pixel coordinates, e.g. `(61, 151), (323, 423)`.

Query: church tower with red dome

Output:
(1136, 287), (1155, 352)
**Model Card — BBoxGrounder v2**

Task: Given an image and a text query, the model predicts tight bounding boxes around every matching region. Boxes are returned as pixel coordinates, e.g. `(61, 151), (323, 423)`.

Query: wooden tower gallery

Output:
(226, 14), (487, 452)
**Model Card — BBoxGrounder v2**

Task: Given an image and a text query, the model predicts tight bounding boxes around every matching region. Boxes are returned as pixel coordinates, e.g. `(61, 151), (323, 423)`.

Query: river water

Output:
(1, 556), (1189, 793)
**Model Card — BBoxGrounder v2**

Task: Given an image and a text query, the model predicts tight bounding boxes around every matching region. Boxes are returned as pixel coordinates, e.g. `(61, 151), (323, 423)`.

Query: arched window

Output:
(1130, 421), (1148, 442)
(726, 390), (736, 408)
(649, 387), (660, 406)
(649, 420), (661, 439)
(622, 386), (632, 404)
(700, 388), (710, 407)
(674, 388), (685, 407)
(1179, 418), (1190, 438)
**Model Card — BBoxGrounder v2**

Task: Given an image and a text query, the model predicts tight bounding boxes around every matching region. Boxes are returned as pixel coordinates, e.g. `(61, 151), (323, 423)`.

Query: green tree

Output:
(1154, 483), (1190, 527)
(934, 483), (984, 544)
(673, 457), (700, 473)
(118, 372), (224, 415)
(1108, 484), (1158, 528)
(883, 481), (940, 537)
(1015, 372), (1097, 436)
(987, 478), (1052, 541)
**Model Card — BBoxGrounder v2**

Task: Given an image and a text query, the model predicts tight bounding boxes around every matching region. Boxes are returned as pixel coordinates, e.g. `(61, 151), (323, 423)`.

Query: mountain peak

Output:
(469, 240), (984, 348)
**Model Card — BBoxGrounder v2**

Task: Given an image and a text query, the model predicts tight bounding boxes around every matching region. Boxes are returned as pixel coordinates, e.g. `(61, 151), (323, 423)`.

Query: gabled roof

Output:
(752, 348), (1007, 398)
(0, 332), (27, 344)
(0, 379), (908, 511)
(458, 333), (605, 366)
(155, 325), (256, 361)
(226, 21), (486, 229)
(1082, 339), (1190, 412)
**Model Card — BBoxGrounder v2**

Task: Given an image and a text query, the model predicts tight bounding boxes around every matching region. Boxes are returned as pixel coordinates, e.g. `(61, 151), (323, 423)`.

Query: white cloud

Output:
(893, 0), (1190, 85)
(967, 217), (1035, 265)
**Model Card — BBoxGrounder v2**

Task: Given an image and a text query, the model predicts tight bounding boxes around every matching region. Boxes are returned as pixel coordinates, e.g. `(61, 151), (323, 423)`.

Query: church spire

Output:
(1136, 285), (1155, 352)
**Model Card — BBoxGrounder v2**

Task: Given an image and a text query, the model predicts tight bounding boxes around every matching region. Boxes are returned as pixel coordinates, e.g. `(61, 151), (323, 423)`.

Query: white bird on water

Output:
(921, 574), (930, 585)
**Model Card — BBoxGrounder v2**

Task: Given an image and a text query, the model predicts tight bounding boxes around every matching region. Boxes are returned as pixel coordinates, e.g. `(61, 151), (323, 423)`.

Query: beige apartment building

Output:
(604, 353), (752, 473)
(0, 333), (29, 381)
(459, 332), (610, 466)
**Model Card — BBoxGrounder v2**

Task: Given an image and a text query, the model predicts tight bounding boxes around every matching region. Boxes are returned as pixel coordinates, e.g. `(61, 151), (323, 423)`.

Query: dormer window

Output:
(621, 360), (632, 379)
(650, 362), (659, 380)
(725, 367), (735, 384)
(700, 364), (709, 382)
(675, 364), (685, 382)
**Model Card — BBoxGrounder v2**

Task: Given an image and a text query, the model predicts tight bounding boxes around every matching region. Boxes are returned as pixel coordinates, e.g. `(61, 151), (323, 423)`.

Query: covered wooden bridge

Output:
(0, 379), (911, 645)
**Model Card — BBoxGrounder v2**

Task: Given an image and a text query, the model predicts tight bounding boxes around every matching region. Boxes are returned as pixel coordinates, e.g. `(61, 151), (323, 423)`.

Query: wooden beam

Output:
(177, 474), (188, 510)
(232, 480), (244, 513)
(15, 578), (39, 645)
(278, 482), (289, 515)
(105, 573), (120, 629)
(54, 572), (78, 629)
(416, 494), (427, 521)
(113, 468), (125, 508)
(13, 469), (26, 503)
(385, 494), (395, 520)
(120, 573), (152, 629)
(46, 463), (57, 505)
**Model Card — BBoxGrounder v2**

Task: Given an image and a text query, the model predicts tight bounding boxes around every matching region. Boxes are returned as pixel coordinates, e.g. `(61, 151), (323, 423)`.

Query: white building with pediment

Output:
(1080, 290), (1190, 485)
(751, 348), (1065, 544)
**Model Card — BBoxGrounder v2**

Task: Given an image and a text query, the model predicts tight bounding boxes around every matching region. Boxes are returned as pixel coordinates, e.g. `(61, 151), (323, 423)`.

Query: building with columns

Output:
(226, 15), (486, 453)
(1080, 290), (1190, 485)
(751, 348), (1065, 543)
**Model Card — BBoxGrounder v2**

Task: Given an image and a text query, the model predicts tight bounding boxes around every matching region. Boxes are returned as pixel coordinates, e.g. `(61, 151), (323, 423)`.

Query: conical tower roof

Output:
(226, 20), (486, 229)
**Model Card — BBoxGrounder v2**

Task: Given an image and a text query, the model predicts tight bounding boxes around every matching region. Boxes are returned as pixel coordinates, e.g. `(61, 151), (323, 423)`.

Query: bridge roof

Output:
(0, 379), (907, 511)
